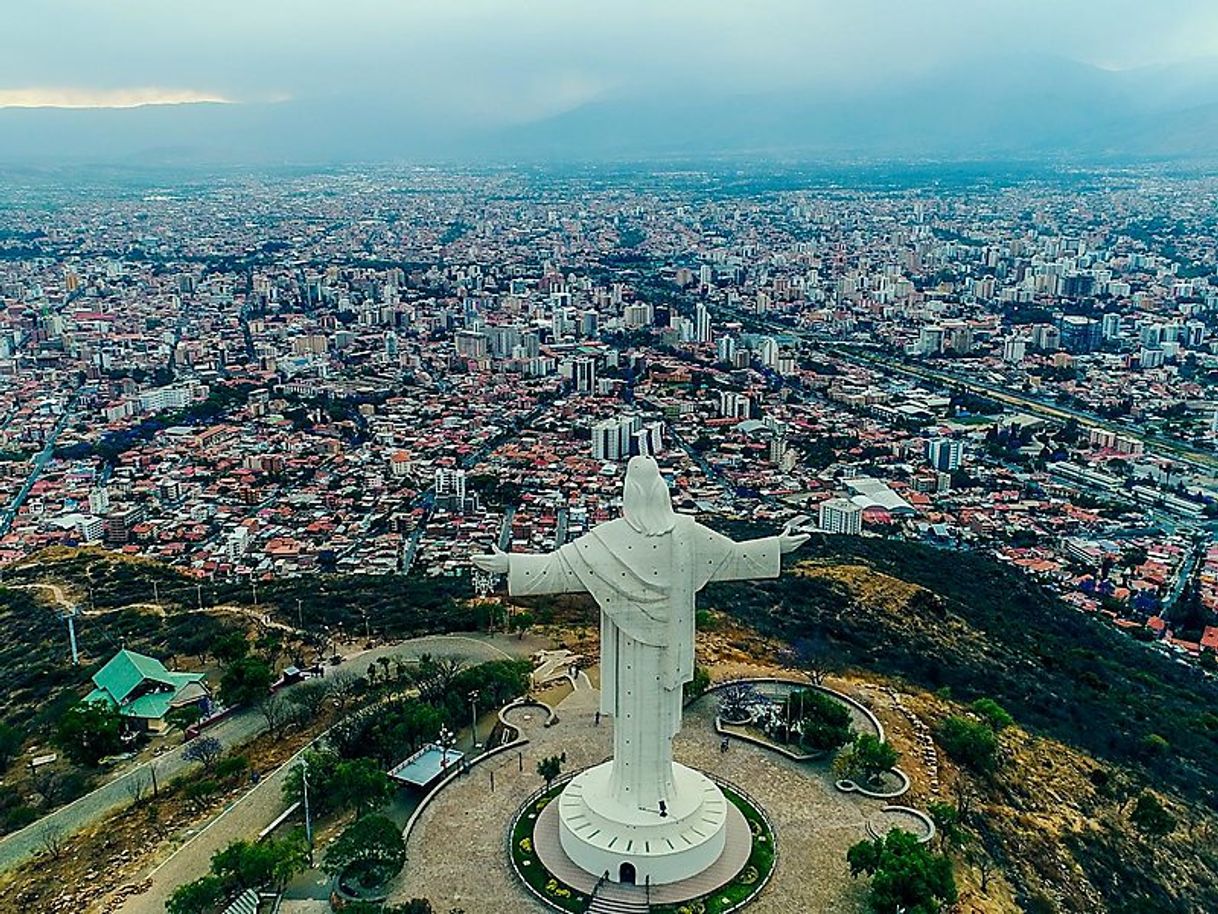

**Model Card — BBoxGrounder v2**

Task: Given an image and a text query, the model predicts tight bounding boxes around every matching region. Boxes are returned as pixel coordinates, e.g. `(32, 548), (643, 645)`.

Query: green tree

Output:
(926, 801), (962, 850)
(683, 666), (712, 701)
(219, 656), (273, 709)
(210, 833), (309, 893)
(0, 723), (23, 770)
(333, 757), (395, 818)
(785, 690), (854, 752)
(54, 701), (124, 766)
(1130, 792), (1176, 839)
(835, 733), (900, 785)
(322, 814), (407, 887)
(164, 704), (204, 736)
(213, 631), (251, 665)
(847, 828), (958, 914)
(970, 698), (1014, 732)
(166, 874), (225, 914)
(1139, 733), (1170, 758)
(937, 716), (998, 773)
(537, 754), (564, 791)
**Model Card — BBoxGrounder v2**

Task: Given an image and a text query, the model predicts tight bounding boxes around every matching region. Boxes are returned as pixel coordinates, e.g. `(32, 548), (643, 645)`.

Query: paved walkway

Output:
(101, 634), (536, 914)
(395, 677), (879, 914)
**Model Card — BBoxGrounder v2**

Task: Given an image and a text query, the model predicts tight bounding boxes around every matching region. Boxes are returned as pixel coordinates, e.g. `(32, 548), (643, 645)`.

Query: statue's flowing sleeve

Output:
(694, 524), (782, 587)
(506, 549), (588, 596)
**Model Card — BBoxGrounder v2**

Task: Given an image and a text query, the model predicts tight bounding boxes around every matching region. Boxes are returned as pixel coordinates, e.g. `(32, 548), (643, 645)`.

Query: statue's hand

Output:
(779, 519), (812, 554)
(472, 545), (510, 574)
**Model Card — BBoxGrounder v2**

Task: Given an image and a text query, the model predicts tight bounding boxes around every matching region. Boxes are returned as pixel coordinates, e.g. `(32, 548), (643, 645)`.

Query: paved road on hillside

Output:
(0, 634), (520, 874)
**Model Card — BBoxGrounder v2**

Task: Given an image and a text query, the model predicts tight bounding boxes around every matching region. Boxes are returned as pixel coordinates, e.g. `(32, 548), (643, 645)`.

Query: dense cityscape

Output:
(3, 165), (1217, 664)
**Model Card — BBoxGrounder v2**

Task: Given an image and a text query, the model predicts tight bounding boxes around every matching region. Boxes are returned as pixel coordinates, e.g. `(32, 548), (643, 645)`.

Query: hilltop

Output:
(702, 532), (1218, 914)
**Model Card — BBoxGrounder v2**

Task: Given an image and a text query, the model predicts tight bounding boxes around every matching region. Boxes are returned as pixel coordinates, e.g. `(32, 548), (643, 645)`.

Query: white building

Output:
(819, 498), (863, 535)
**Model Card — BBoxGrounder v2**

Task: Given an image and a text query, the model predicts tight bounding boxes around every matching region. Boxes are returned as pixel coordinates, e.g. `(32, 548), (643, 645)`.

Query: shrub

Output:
(847, 828), (957, 914)
(323, 814), (406, 887)
(784, 690), (854, 752)
(836, 733), (900, 785)
(938, 716), (998, 773)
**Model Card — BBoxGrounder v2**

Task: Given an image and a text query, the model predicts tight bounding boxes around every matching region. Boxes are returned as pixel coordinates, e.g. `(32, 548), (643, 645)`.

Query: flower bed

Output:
(509, 782), (589, 913)
(651, 785), (776, 914)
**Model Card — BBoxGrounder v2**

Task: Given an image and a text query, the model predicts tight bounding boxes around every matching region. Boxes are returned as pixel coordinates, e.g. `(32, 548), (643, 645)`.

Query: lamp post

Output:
(302, 757), (313, 865)
(469, 689), (480, 750)
(438, 724), (455, 769)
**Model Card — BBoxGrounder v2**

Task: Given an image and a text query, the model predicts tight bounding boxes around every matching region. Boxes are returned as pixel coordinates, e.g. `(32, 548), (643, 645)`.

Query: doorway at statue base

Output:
(557, 761), (729, 886)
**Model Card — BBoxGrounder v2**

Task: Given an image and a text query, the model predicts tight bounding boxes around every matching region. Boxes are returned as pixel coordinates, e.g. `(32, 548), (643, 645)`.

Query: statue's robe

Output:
(507, 514), (781, 808)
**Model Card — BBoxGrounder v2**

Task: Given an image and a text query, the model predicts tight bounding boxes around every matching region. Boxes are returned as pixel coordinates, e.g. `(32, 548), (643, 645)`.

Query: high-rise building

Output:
(573, 356), (597, 394)
(819, 498), (862, 535)
(918, 326), (945, 356)
(454, 331), (488, 359)
(1059, 315), (1101, 354)
(926, 438), (963, 472)
(434, 468), (469, 512)
(1002, 337), (1026, 364)
(694, 304), (712, 343)
(633, 422), (664, 457)
(716, 335), (738, 364)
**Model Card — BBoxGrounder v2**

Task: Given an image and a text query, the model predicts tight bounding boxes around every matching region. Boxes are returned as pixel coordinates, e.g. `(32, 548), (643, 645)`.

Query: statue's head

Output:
(622, 456), (676, 536)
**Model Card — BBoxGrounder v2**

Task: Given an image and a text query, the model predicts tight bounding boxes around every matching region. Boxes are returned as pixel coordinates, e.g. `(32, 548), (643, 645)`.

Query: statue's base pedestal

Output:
(556, 761), (728, 886)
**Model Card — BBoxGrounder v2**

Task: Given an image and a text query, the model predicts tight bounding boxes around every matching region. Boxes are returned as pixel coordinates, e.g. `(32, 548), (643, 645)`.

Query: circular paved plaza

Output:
(390, 675), (882, 913)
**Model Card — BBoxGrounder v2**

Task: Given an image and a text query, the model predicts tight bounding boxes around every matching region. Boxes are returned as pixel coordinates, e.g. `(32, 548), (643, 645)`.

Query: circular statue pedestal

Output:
(556, 761), (728, 887)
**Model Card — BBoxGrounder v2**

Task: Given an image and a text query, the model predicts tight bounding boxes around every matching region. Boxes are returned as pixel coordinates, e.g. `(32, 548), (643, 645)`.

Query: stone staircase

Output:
(587, 881), (649, 914)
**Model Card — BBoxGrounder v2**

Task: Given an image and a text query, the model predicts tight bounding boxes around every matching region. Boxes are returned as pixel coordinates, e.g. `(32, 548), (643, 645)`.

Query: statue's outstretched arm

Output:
(705, 533), (783, 582)
(472, 546), (588, 596)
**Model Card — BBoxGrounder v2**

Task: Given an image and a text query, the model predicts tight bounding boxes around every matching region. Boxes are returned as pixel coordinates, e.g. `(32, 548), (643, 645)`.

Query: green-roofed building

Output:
(85, 649), (210, 732)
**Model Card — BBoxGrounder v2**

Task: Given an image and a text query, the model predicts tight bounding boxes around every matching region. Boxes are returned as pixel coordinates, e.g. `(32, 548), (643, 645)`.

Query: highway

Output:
(831, 345), (1218, 474)
(0, 388), (80, 536)
(715, 304), (1218, 476)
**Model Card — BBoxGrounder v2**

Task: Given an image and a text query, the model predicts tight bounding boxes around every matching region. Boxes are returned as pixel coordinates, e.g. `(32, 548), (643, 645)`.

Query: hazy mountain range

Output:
(3, 54), (1217, 166)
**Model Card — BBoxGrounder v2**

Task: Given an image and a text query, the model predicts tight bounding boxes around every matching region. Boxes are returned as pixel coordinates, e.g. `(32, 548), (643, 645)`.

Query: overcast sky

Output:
(3, 1), (1218, 123)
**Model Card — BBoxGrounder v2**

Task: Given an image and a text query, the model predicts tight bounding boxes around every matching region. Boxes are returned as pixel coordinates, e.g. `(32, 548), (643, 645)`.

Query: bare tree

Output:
(971, 846), (996, 894)
(181, 735), (224, 773)
(39, 822), (67, 860)
(124, 770), (151, 806)
(791, 631), (840, 686)
(328, 669), (359, 712)
(258, 693), (292, 737)
(30, 768), (63, 807)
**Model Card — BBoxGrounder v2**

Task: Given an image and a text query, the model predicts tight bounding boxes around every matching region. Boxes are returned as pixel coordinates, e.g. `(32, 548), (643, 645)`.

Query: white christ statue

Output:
(474, 456), (808, 886)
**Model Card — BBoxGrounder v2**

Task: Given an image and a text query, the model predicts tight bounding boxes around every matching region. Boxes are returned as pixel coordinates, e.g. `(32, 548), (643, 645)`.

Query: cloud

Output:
(0, 87), (233, 109)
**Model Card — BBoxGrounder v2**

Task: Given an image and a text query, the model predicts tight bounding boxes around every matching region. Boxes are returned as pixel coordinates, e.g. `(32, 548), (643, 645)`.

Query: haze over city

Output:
(5, 1), (1218, 163)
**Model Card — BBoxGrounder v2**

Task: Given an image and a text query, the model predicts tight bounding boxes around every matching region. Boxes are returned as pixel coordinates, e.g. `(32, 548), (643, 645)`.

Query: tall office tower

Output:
(592, 419), (623, 461)
(926, 437), (963, 472)
(454, 330), (488, 359)
(434, 468), (468, 512)
(384, 330), (399, 360)
(573, 356), (597, 394)
(818, 498), (863, 535)
(581, 310), (599, 338)
(695, 303), (712, 343)
(1059, 315), (1101, 354)
(716, 335), (738, 364)
(1002, 337), (1026, 364)
(757, 337), (779, 369)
